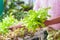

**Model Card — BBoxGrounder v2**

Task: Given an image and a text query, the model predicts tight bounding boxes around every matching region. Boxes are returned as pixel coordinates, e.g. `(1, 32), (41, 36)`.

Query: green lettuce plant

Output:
(0, 14), (18, 35)
(21, 8), (50, 32)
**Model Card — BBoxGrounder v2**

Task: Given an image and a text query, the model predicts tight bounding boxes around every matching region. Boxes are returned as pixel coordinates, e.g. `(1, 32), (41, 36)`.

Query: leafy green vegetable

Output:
(0, 7), (50, 35)
(0, 14), (18, 35)
(21, 8), (50, 32)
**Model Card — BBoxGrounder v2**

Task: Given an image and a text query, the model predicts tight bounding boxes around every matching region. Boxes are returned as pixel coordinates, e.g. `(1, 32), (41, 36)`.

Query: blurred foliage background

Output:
(3, 0), (34, 21)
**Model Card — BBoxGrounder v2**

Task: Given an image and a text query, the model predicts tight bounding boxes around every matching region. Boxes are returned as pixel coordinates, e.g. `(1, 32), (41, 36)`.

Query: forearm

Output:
(50, 17), (60, 24)
(45, 17), (60, 26)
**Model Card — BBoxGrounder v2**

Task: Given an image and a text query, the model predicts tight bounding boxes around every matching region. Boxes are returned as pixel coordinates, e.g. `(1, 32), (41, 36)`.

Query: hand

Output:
(44, 20), (51, 26)
(44, 20), (55, 30)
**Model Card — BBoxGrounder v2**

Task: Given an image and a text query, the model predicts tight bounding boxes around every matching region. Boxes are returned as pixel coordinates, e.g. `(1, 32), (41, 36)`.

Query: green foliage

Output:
(4, 0), (33, 20)
(21, 8), (50, 32)
(0, 7), (50, 38)
(12, 11), (28, 21)
(0, 14), (18, 35)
